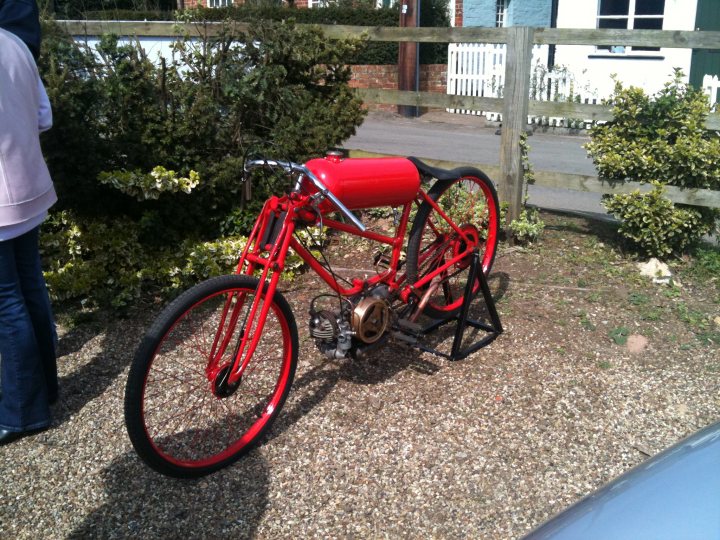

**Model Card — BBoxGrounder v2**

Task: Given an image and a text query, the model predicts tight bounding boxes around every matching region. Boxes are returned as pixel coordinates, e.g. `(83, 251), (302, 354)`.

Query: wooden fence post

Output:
(398, 0), (419, 117)
(499, 26), (534, 233)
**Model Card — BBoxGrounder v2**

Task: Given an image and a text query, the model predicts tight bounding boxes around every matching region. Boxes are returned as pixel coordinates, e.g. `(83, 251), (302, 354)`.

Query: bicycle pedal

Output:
(396, 318), (422, 335)
(392, 331), (418, 345)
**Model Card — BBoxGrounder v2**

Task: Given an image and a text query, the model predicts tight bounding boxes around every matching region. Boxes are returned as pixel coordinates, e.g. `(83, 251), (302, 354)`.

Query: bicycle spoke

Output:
(407, 173), (498, 319)
(126, 276), (297, 475)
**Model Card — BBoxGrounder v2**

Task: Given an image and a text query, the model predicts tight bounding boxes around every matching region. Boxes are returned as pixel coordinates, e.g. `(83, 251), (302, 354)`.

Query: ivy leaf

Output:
(609, 327), (630, 346)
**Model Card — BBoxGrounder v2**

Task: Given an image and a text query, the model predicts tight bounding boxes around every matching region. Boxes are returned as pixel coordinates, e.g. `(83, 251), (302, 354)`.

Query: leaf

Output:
(609, 327), (630, 346)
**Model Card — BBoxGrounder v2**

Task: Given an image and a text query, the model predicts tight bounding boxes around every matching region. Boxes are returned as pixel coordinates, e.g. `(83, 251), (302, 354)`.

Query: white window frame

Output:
(207, 0), (232, 7)
(495, 0), (508, 28)
(596, 0), (665, 54)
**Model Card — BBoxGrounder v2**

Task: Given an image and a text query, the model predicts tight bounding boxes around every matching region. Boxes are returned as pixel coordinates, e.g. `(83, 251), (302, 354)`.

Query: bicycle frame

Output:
(124, 156), (501, 477)
(206, 167), (478, 387)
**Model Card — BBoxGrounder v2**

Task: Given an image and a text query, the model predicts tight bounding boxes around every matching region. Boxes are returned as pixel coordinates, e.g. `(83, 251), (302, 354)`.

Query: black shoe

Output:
(0, 429), (25, 446)
(0, 427), (47, 446)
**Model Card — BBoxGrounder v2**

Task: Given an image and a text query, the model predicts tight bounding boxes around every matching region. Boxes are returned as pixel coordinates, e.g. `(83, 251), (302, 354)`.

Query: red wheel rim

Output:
(140, 288), (293, 469)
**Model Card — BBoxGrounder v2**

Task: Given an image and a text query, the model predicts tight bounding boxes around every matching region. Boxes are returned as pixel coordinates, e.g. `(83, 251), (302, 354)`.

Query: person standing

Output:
(0, 26), (58, 445)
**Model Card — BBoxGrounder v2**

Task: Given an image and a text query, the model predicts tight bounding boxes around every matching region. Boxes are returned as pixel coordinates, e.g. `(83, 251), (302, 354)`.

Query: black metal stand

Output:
(415, 248), (503, 361)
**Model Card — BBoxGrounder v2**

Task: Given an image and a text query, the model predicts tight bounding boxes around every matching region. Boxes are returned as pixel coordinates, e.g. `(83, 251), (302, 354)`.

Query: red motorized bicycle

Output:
(124, 152), (500, 477)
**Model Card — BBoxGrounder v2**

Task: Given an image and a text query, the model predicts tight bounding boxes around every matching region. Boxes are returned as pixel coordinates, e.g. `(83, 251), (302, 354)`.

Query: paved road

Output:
(345, 111), (609, 217)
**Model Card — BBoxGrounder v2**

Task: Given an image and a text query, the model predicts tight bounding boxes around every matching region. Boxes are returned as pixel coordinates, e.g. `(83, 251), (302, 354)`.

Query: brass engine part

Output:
(351, 297), (390, 344)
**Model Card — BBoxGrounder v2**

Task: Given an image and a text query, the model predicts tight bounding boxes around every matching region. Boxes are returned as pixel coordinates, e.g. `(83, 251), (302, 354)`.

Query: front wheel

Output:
(406, 168), (499, 320)
(124, 274), (298, 478)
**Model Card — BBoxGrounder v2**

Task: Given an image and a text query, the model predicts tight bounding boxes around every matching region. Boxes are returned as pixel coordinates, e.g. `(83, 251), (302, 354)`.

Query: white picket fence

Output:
(448, 43), (718, 126)
(527, 59), (601, 127)
(705, 74), (719, 111)
(447, 42), (598, 126)
(446, 43), (507, 119)
(447, 43), (598, 126)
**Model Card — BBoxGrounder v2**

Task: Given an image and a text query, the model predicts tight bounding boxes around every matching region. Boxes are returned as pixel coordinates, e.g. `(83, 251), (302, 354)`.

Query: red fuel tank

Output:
(304, 155), (420, 210)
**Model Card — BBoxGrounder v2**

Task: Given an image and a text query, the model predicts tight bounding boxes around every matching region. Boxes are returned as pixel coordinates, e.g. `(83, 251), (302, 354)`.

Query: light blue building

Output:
(461, 0), (554, 28)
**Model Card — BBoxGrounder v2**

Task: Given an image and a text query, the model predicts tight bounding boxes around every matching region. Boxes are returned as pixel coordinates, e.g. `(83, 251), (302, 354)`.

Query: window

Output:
(308, 0), (329, 7)
(597, 0), (665, 52)
(207, 0), (232, 7)
(496, 0), (508, 28)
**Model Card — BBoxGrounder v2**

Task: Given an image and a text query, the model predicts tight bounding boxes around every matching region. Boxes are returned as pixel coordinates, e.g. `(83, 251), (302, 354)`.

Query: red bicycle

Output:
(124, 152), (499, 477)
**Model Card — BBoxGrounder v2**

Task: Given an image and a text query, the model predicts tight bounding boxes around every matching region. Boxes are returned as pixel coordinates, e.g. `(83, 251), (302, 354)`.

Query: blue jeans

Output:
(0, 226), (57, 432)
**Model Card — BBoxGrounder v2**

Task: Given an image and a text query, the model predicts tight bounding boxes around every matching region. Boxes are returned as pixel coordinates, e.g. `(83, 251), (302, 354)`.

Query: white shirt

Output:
(0, 67), (53, 241)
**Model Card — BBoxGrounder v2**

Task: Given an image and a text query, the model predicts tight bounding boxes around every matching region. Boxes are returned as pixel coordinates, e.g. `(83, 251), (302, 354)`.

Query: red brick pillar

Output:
(454, 0), (463, 27)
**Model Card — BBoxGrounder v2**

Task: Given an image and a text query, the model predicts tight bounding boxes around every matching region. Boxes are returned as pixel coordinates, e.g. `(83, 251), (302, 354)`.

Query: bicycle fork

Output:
(206, 197), (296, 389)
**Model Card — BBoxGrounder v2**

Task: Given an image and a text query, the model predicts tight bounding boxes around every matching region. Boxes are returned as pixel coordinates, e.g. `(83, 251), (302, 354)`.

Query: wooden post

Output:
(398, 0), (419, 117)
(499, 26), (534, 234)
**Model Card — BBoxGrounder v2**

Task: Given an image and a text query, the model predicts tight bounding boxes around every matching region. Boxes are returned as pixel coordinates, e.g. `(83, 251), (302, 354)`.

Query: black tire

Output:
(406, 168), (500, 320)
(124, 274), (298, 478)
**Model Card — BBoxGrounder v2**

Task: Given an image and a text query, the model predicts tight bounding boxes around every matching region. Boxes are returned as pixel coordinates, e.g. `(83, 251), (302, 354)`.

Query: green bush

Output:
(602, 182), (713, 257)
(585, 70), (720, 256)
(68, 0), (450, 64)
(183, 4), (405, 65)
(509, 208), (545, 244)
(41, 19), (365, 220)
(506, 132), (544, 245)
(41, 211), (325, 307)
(586, 72), (720, 190)
(38, 19), (364, 305)
(41, 212), (153, 307)
(417, 0), (450, 65)
(41, 211), (252, 307)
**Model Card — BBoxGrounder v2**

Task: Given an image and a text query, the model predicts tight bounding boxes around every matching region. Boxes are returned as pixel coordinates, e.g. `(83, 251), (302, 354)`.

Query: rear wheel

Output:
(406, 168), (499, 320)
(124, 274), (298, 478)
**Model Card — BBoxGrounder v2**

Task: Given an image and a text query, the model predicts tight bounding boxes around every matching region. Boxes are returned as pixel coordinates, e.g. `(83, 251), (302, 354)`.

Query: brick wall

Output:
(454, 0), (463, 27)
(350, 64), (447, 111)
(418, 64), (447, 94)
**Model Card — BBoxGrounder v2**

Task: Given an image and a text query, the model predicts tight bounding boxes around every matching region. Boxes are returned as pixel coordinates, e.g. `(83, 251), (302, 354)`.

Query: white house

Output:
(553, 0), (699, 100)
(448, 0), (720, 117)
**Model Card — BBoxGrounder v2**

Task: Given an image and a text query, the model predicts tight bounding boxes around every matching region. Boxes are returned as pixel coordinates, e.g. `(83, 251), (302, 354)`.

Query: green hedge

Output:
(586, 71), (720, 257)
(39, 19), (366, 306)
(77, 9), (174, 19)
(65, 1), (450, 64)
(79, 5), (398, 25)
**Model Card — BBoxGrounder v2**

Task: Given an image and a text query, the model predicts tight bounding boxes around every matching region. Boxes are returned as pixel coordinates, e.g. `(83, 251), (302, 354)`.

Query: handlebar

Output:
(244, 158), (366, 232)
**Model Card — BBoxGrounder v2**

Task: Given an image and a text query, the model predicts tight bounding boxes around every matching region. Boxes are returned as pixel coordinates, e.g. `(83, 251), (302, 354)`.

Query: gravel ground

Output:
(1, 212), (718, 539)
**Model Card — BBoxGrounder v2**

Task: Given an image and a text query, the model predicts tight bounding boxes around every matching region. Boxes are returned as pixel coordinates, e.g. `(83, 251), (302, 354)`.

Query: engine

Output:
(308, 287), (391, 359)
